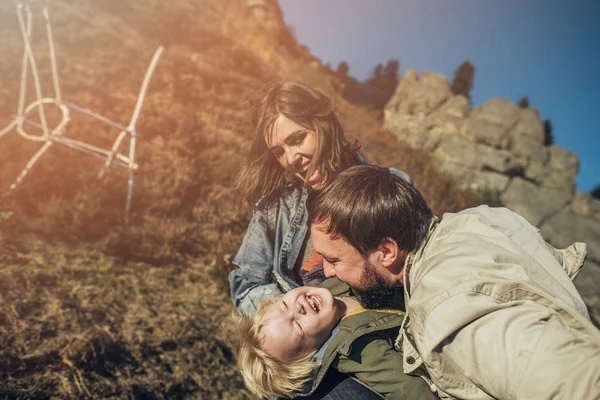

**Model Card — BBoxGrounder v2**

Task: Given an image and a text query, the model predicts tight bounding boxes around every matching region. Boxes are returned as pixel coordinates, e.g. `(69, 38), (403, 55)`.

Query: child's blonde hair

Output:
(231, 295), (317, 398)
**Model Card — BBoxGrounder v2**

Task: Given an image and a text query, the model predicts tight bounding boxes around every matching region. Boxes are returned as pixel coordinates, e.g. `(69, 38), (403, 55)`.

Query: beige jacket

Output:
(396, 205), (600, 399)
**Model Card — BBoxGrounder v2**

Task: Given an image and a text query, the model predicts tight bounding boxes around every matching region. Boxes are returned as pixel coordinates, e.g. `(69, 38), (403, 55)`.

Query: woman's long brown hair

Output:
(235, 81), (360, 208)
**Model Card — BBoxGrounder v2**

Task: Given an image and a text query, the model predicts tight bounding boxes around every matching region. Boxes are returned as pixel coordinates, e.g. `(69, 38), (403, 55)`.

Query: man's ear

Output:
(376, 237), (405, 274)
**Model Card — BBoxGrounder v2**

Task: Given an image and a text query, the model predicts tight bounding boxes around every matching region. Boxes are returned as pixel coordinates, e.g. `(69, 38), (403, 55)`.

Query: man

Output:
(308, 165), (600, 399)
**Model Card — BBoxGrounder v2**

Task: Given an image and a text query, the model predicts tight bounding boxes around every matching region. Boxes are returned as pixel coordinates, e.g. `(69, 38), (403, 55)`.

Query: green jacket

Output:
(295, 287), (437, 399)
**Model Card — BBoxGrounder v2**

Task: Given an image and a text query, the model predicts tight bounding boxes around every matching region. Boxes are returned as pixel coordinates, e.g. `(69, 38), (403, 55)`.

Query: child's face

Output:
(260, 286), (342, 361)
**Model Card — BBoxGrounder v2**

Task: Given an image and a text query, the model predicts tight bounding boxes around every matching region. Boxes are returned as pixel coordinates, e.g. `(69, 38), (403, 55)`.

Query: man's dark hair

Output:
(308, 165), (433, 257)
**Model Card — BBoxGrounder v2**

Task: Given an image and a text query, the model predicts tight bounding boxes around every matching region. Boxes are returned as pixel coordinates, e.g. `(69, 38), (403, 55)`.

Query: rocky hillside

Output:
(0, 0), (597, 398)
(384, 69), (600, 316)
(0, 1), (482, 398)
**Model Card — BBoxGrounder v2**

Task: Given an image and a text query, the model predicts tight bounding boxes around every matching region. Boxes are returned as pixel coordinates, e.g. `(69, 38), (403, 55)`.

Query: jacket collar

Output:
(404, 216), (439, 297)
(396, 216), (439, 374)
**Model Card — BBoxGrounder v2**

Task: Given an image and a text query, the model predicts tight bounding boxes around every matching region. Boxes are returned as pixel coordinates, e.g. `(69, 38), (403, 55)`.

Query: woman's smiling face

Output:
(259, 286), (342, 361)
(266, 114), (324, 189)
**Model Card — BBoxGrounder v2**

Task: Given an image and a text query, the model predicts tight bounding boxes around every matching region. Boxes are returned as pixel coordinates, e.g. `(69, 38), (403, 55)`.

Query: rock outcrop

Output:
(223, 0), (301, 67)
(384, 69), (600, 314)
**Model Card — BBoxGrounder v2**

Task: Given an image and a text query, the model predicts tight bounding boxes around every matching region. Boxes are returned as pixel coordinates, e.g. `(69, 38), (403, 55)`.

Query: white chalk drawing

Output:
(0, 0), (164, 216)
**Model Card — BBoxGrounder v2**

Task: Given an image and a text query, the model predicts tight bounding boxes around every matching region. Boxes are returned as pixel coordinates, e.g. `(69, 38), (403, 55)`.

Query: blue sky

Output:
(279, 0), (599, 192)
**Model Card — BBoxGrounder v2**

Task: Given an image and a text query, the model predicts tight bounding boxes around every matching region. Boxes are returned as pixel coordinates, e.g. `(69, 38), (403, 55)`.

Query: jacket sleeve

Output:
(228, 208), (282, 315)
(335, 333), (438, 400)
(429, 298), (600, 399)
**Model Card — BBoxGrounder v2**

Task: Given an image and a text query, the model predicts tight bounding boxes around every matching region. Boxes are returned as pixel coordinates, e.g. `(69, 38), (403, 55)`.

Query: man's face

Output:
(310, 221), (370, 289)
(311, 221), (403, 308)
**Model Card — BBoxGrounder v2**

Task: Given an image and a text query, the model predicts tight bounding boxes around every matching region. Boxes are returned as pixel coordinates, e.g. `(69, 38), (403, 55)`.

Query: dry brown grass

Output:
(0, 238), (253, 399)
(0, 0), (485, 398)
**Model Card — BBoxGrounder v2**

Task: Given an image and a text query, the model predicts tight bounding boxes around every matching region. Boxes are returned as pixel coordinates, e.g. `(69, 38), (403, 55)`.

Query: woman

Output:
(229, 81), (411, 315)
(228, 81), (412, 400)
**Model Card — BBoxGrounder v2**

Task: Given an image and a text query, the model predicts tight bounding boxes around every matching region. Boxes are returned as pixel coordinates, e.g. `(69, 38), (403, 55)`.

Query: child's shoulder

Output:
(306, 309), (405, 398)
(340, 305), (406, 325)
(338, 306), (404, 337)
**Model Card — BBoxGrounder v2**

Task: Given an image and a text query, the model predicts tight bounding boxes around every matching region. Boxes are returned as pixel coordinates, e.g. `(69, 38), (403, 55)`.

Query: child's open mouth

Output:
(306, 294), (322, 312)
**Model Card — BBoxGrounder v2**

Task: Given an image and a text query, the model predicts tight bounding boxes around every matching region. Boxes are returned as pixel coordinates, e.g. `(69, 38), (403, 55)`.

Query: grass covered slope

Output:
(0, 1), (481, 398)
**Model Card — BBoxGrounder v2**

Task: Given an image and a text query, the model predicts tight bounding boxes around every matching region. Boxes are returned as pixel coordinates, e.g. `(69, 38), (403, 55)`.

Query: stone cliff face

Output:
(384, 69), (600, 315)
(223, 0), (313, 71)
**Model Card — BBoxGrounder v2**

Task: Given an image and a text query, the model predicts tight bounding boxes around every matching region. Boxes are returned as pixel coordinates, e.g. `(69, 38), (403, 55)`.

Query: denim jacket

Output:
(229, 166), (412, 315)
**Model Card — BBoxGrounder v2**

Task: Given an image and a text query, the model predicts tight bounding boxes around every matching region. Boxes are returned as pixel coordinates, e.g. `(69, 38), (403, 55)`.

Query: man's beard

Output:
(353, 259), (404, 309)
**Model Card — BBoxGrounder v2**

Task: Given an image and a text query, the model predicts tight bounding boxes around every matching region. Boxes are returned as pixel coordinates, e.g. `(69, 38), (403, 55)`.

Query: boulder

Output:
(508, 134), (545, 166)
(571, 191), (592, 217)
(420, 70), (451, 90)
(501, 178), (572, 226)
(470, 98), (520, 131)
(541, 206), (600, 264)
(384, 113), (429, 137)
(433, 135), (478, 169)
(470, 171), (510, 194)
(436, 163), (509, 194)
(573, 260), (600, 313)
(393, 129), (447, 153)
(383, 74), (597, 302)
(542, 208), (600, 322)
(430, 121), (461, 139)
(462, 117), (511, 149)
(540, 146), (579, 192)
(429, 95), (470, 126)
(384, 70), (461, 152)
(384, 69), (451, 117)
(401, 68), (419, 84)
(459, 98), (521, 150)
(524, 148), (549, 184)
(384, 68), (419, 116)
(542, 172), (576, 193)
(426, 99), (466, 147)
(509, 107), (545, 145)
(570, 191), (600, 221)
(393, 130), (428, 151)
(548, 145), (580, 172)
(475, 144), (524, 175)
(592, 199), (600, 221)
(420, 129), (447, 153)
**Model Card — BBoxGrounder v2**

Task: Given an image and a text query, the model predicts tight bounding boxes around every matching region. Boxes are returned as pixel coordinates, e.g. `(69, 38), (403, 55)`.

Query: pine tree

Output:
(367, 60), (399, 92)
(518, 96), (530, 108)
(383, 59), (400, 81)
(591, 185), (600, 199)
(543, 119), (554, 146)
(368, 63), (383, 85)
(450, 60), (475, 102)
(336, 61), (349, 76)
(381, 59), (400, 90)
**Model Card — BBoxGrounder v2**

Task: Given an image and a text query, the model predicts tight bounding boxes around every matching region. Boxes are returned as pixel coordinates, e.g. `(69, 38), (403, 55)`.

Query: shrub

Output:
(451, 60), (475, 102)
(518, 96), (530, 108)
(543, 119), (554, 146)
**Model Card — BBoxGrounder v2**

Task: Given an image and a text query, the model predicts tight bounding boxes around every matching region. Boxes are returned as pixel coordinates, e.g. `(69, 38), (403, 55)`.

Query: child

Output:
(231, 285), (437, 399)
